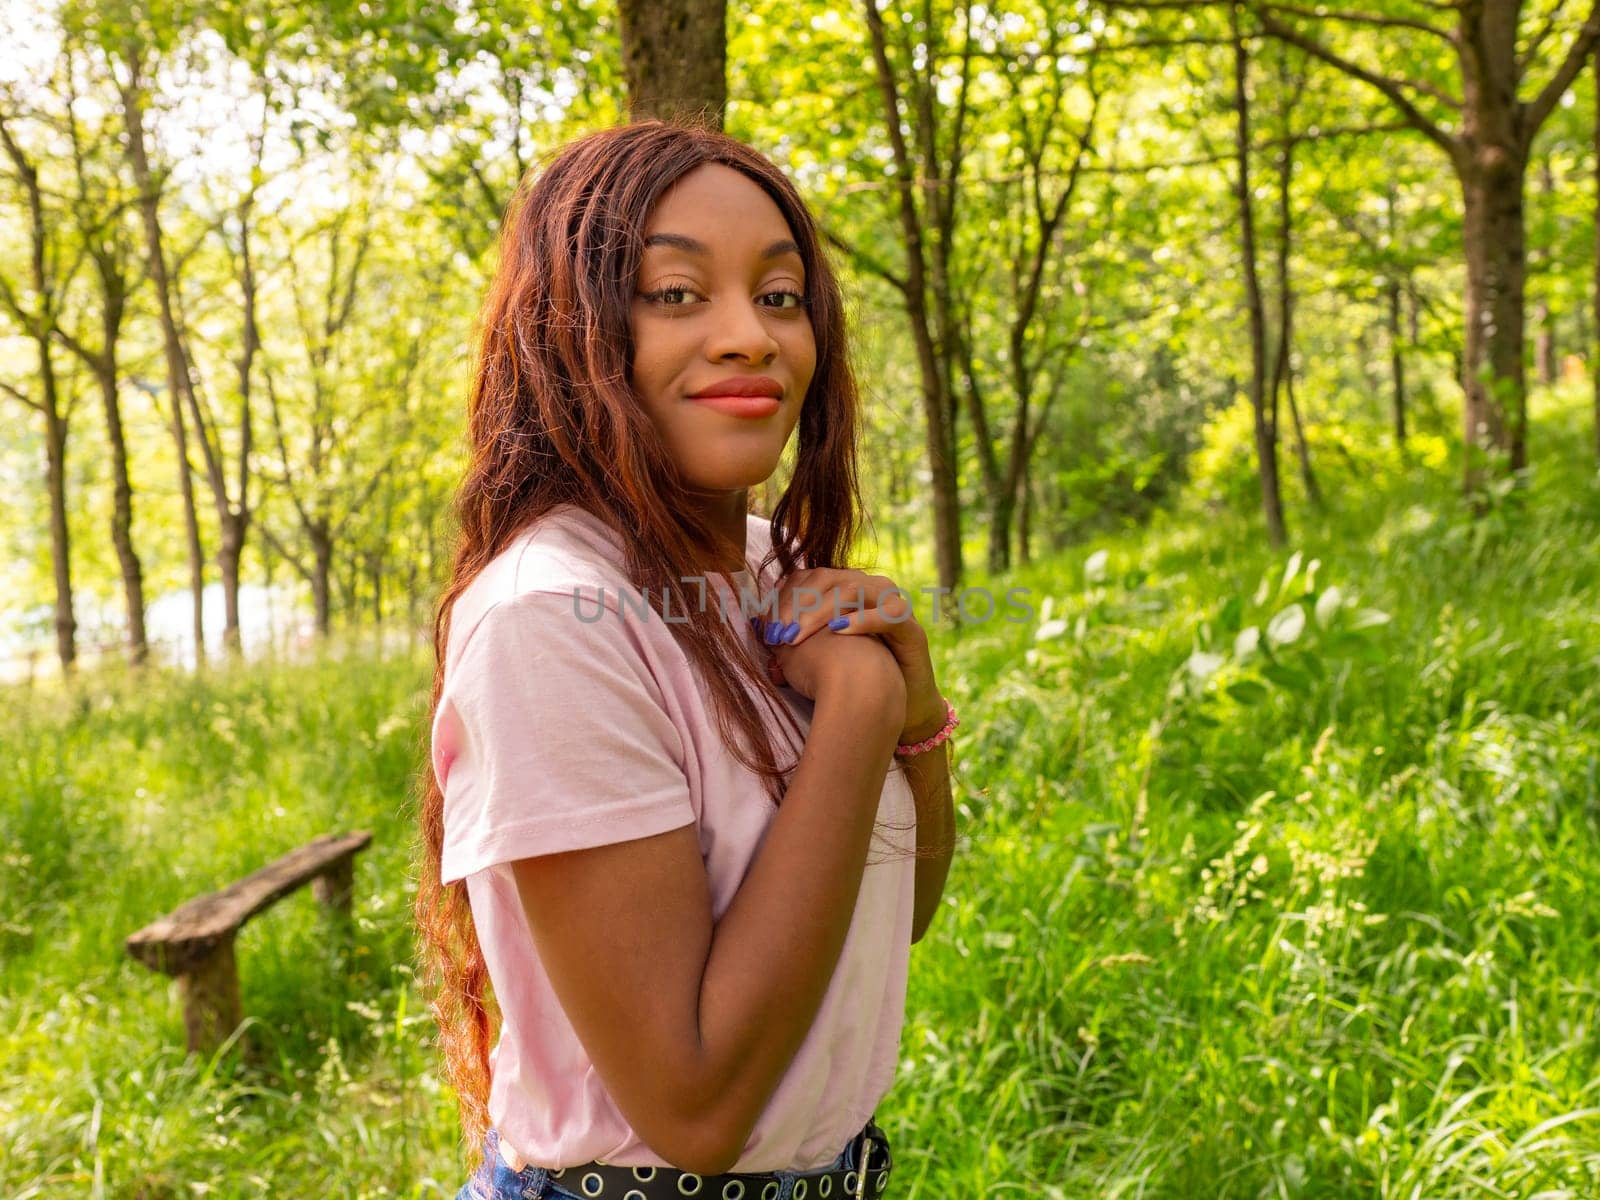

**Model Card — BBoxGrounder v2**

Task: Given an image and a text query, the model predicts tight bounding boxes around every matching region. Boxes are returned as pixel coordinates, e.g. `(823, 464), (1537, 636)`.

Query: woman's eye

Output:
(646, 287), (697, 306)
(760, 290), (807, 310)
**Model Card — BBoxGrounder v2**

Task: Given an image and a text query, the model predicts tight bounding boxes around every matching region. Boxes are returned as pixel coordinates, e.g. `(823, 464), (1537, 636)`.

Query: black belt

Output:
(542, 1118), (893, 1200)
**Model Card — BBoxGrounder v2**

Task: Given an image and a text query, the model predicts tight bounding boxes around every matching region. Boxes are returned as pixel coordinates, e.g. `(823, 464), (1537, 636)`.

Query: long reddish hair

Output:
(414, 121), (945, 1165)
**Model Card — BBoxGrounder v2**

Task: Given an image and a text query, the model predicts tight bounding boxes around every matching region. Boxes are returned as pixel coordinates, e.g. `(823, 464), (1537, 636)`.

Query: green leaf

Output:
(1226, 679), (1271, 705)
(1217, 594), (1244, 634)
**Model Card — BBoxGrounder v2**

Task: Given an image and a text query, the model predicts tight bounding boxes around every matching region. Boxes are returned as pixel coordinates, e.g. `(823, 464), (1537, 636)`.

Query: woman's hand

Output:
(755, 569), (948, 743)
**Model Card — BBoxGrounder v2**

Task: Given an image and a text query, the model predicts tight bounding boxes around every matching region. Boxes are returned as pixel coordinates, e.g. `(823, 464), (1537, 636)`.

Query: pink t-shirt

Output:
(431, 503), (917, 1173)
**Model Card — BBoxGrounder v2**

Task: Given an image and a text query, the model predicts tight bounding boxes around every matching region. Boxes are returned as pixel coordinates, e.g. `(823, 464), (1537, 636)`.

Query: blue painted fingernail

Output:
(782, 622), (800, 643)
(763, 621), (782, 644)
(828, 616), (850, 631)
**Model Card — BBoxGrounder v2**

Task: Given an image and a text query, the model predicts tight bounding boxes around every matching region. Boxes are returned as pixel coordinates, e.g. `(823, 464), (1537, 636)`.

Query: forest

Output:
(3, 0), (1600, 1196)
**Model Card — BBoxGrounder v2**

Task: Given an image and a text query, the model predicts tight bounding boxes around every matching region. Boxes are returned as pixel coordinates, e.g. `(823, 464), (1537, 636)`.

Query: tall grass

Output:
(3, 391), (1598, 1197)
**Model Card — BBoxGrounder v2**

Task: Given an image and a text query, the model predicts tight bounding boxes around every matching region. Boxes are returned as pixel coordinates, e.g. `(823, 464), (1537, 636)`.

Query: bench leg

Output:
(177, 935), (243, 1056)
(312, 856), (355, 915)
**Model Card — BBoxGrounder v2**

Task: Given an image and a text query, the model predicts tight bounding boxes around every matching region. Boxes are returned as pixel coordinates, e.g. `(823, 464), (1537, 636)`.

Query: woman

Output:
(419, 121), (959, 1200)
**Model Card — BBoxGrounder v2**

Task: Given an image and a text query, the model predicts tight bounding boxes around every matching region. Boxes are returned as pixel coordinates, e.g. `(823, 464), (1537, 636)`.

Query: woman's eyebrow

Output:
(643, 233), (802, 261)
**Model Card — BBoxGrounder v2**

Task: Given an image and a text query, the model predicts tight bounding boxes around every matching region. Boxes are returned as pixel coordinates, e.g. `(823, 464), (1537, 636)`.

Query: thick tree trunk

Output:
(618, 0), (727, 129)
(1460, 151), (1529, 487)
(1232, 12), (1286, 546)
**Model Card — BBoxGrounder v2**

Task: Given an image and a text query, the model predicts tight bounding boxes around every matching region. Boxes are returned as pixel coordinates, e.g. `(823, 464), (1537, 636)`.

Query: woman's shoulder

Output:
(448, 504), (632, 654)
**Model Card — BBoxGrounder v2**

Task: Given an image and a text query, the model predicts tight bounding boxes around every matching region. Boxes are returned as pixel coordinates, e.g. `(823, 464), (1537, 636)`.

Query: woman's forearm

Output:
(900, 737), (955, 944)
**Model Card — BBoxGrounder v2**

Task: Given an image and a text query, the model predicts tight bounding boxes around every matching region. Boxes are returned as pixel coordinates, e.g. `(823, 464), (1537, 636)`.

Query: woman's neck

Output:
(686, 488), (750, 576)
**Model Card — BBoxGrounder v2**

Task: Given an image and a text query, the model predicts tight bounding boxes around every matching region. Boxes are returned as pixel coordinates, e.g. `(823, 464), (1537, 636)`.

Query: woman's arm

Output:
(897, 715), (955, 944)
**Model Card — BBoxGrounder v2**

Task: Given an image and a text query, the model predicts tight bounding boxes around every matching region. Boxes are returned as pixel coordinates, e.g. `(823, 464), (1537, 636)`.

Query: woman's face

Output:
(630, 163), (815, 494)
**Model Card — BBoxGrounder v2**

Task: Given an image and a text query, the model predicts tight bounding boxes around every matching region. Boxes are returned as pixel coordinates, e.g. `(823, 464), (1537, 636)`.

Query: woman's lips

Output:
(689, 394), (782, 418)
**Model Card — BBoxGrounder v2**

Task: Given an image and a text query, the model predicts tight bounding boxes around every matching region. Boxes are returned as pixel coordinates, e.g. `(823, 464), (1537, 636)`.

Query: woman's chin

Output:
(682, 458), (785, 493)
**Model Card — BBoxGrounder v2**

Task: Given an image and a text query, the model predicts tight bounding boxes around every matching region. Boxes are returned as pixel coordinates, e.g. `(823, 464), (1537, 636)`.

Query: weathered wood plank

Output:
(125, 831), (371, 976)
(178, 933), (243, 1055)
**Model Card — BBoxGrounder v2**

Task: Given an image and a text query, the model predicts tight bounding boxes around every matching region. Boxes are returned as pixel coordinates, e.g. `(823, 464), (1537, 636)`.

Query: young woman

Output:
(418, 121), (959, 1200)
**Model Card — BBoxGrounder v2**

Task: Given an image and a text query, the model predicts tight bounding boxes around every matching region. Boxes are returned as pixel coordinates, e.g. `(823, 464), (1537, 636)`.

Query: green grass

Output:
(4, 390), (1599, 1197)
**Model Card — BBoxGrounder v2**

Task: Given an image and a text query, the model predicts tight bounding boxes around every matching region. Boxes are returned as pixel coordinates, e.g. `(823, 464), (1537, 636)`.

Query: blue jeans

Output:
(454, 1127), (864, 1200)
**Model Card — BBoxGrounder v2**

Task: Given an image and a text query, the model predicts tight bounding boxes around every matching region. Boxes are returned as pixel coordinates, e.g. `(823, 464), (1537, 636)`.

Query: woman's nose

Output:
(705, 298), (780, 364)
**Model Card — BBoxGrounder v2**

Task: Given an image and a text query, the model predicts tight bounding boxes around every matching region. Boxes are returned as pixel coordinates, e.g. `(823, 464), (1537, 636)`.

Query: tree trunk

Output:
(1270, 123), (1320, 509)
(0, 116), (76, 673)
(1460, 149), (1529, 487)
(312, 526), (333, 637)
(94, 360), (148, 664)
(1535, 303), (1556, 386)
(1388, 276), (1408, 447)
(43, 391), (76, 674)
(1535, 158), (1557, 387)
(219, 519), (244, 654)
(618, 0), (727, 129)
(122, 62), (206, 662)
(213, 199), (260, 656)
(1017, 462), (1033, 568)
(173, 406), (206, 664)
(1383, 185), (1408, 449)
(1283, 373), (1321, 506)
(1231, 10), (1287, 546)
(988, 481), (1016, 575)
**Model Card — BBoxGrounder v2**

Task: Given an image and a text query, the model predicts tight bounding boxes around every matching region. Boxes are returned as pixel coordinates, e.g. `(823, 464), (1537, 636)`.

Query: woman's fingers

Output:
(757, 570), (908, 647)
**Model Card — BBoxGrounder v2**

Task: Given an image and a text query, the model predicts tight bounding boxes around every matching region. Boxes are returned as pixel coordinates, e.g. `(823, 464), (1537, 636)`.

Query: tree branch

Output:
(1523, 0), (1600, 136)
(0, 377), (43, 412)
(1261, 0), (1454, 40)
(1252, 7), (1458, 155)
(820, 226), (910, 295)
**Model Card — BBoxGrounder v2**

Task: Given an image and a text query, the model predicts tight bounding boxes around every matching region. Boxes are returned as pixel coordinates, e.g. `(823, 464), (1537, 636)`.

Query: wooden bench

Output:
(126, 831), (372, 1055)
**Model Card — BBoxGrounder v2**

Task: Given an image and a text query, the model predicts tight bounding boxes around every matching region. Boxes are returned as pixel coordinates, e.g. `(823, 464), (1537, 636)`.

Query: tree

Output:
(1251, 0), (1600, 492)
(963, 12), (1107, 573)
(1229, 4), (1288, 544)
(851, 0), (974, 593)
(258, 148), (419, 636)
(0, 89), (81, 673)
(118, 44), (209, 662)
(51, 33), (150, 664)
(1264, 42), (1320, 507)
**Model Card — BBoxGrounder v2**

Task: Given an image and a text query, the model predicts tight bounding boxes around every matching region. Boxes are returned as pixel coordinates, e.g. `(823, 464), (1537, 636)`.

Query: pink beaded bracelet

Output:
(894, 698), (959, 758)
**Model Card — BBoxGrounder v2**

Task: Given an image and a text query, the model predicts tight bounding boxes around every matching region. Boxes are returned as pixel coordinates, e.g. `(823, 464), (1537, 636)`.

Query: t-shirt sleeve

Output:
(432, 589), (696, 884)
